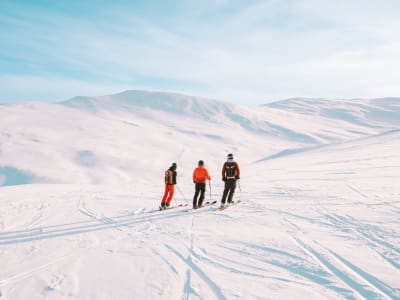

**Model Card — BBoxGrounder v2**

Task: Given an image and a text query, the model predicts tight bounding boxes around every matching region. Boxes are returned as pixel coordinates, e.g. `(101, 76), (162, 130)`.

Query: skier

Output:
(221, 153), (240, 207)
(192, 160), (211, 209)
(160, 162), (177, 210)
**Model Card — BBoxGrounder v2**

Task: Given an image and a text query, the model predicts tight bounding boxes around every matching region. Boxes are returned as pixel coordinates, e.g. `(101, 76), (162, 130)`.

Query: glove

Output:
(222, 178), (226, 182)
(235, 176), (240, 179)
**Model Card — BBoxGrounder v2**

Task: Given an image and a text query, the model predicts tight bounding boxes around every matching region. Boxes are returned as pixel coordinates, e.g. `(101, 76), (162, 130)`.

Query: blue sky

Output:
(1, 0), (400, 104)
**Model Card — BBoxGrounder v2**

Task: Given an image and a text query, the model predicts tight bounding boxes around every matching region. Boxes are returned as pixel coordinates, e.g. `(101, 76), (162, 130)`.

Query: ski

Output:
(217, 200), (241, 211)
(184, 200), (217, 212)
(147, 203), (188, 214)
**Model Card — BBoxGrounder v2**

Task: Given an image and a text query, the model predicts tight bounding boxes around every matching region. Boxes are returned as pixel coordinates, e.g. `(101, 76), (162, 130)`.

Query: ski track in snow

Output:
(322, 213), (400, 266)
(0, 206), (205, 245)
(149, 205), (227, 299)
(1, 186), (399, 299)
(165, 244), (227, 300)
(0, 254), (73, 289)
(291, 235), (394, 300)
(281, 208), (400, 300)
(0, 155), (400, 299)
(78, 198), (125, 232)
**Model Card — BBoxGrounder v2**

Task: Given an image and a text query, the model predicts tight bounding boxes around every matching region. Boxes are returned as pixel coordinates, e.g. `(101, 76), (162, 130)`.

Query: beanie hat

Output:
(171, 162), (177, 169)
(227, 153), (233, 159)
(198, 160), (204, 166)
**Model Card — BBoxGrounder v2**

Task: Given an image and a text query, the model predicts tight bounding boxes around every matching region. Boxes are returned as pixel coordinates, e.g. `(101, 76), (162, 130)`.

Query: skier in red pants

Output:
(160, 162), (177, 210)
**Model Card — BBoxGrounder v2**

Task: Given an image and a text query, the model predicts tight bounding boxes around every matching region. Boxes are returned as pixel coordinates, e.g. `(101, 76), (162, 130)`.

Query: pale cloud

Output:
(0, 75), (129, 102)
(1, 0), (400, 103)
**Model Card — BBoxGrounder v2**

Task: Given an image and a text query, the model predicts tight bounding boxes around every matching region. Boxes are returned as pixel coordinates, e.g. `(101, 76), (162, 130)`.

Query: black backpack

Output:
(225, 162), (236, 178)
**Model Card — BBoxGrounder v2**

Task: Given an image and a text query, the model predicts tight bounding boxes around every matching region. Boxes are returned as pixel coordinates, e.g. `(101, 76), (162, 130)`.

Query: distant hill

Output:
(0, 91), (398, 186)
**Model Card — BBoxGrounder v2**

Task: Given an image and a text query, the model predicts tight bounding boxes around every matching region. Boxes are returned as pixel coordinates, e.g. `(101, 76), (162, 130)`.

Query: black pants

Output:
(193, 183), (206, 206)
(221, 179), (236, 204)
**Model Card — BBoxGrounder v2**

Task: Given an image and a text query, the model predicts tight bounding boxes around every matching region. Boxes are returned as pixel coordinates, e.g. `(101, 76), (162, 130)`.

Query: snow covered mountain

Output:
(0, 91), (399, 300)
(1, 90), (398, 186)
(264, 97), (400, 128)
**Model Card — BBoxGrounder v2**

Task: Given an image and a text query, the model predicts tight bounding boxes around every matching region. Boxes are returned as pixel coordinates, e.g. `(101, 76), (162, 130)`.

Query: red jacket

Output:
(193, 166), (211, 183)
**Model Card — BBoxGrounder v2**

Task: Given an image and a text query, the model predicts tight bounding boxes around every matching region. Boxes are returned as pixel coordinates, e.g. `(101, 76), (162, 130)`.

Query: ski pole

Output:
(176, 185), (187, 204)
(209, 181), (212, 202)
(237, 180), (242, 202)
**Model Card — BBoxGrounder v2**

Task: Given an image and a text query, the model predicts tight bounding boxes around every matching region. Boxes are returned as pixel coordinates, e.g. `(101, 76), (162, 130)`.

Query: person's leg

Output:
(166, 185), (175, 206)
(160, 185), (169, 207)
(198, 183), (206, 206)
(221, 182), (229, 205)
(193, 183), (201, 208)
(227, 180), (237, 203)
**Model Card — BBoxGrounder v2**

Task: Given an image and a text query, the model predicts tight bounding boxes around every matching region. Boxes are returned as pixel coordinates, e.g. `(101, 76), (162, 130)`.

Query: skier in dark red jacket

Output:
(221, 153), (240, 207)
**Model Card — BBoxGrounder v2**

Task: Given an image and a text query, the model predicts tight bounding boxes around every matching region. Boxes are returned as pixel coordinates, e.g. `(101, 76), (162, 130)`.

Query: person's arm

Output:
(193, 169), (196, 183)
(165, 170), (169, 184)
(206, 169), (211, 181)
(235, 162), (240, 179)
(221, 163), (226, 181)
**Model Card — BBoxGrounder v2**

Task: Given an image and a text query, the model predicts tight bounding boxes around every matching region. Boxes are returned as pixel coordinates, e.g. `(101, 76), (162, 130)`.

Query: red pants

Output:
(161, 184), (175, 205)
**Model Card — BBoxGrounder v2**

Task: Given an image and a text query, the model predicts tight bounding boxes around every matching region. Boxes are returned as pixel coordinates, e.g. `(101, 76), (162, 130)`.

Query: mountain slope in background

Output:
(0, 90), (398, 186)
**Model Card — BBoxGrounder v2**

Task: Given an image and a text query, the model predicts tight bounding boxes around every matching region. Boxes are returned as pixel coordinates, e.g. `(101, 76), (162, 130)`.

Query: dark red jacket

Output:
(222, 161), (240, 180)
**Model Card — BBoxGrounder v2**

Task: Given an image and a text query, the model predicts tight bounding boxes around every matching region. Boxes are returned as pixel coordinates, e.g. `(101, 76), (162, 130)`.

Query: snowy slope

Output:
(0, 91), (399, 299)
(1, 91), (397, 186)
(264, 97), (400, 128)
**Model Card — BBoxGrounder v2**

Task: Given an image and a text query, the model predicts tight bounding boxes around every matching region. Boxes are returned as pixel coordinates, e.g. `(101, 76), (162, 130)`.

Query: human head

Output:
(227, 153), (234, 160)
(171, 162), (177, 170)
(198, 160), (204, 166)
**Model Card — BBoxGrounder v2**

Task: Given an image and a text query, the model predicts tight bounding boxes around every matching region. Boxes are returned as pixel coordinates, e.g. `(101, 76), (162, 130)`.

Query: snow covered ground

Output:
(0, 91), (399, 299)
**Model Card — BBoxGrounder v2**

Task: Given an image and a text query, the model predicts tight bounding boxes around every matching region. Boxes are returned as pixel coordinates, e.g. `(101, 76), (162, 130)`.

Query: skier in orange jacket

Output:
(192, 160), (211, 209)
(160, 162), (177, 210)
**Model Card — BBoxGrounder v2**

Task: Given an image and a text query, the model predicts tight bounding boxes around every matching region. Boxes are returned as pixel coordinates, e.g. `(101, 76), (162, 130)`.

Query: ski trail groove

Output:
(323, 213), (400, 271)
(329, 250), (399, 300)
(165, 244), (227, 300)
(218, 243), (337, 291)
(78, 199), (123, 232)
(44, 274), (65, 292)
(347, 184), (370, 199)
(183, 269), (200, 300)
(0, 204), (213, 245)
(196, 246), (299, 283)
(0, 254), (72, 288)
(151, 249), (179, 275)
(184, 214), (196, 299)
(292, 236), (386, 300)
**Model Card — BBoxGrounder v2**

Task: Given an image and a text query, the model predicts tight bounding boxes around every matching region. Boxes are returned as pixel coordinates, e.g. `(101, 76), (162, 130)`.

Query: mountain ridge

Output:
(0, 90), (398, 186)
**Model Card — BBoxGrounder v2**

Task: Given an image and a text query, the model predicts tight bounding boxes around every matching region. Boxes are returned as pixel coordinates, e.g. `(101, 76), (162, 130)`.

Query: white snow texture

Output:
(0, 90), (399, 300)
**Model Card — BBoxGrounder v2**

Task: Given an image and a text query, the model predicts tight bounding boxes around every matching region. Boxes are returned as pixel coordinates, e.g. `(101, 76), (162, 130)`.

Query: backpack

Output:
(225, 162), (236, 179)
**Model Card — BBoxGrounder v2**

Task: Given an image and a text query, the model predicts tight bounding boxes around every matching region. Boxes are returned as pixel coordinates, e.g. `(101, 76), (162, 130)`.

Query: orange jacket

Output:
(193, 166), (211, 183)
